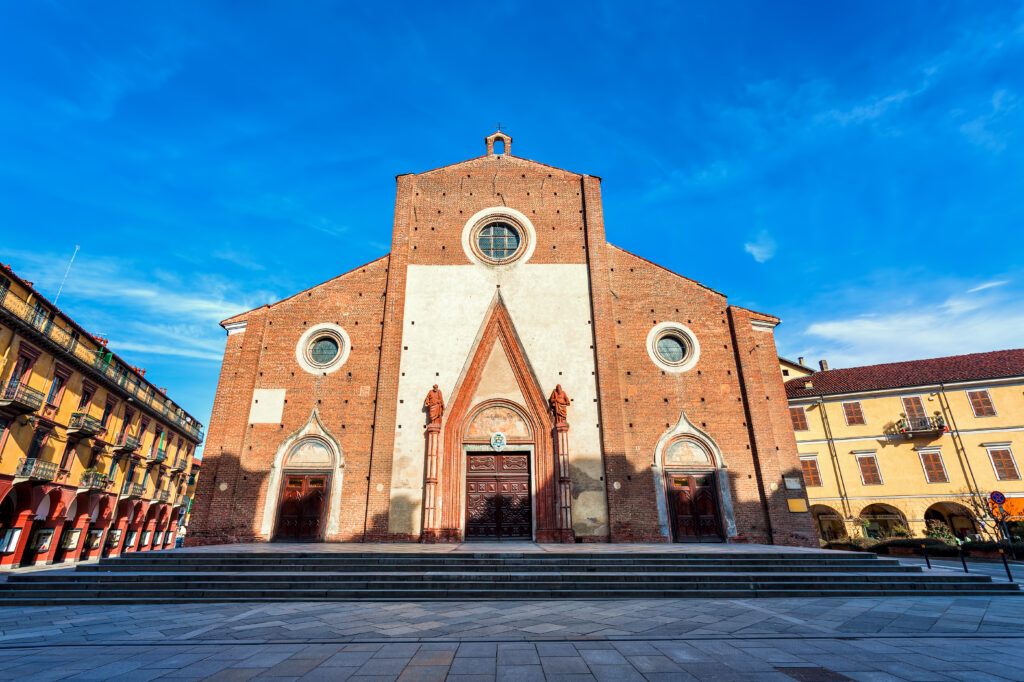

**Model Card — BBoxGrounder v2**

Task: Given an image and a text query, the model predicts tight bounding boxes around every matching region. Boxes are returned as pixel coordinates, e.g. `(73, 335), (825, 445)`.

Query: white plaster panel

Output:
(388, 264), (605, 535)
(249, 389), (286, 424)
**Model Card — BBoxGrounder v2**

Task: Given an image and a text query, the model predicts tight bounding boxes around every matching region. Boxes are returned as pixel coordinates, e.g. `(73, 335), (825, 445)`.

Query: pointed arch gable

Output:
(653, 409), (738, 539)
(260, 408), (344, 539)
(437, 292), (558, 538)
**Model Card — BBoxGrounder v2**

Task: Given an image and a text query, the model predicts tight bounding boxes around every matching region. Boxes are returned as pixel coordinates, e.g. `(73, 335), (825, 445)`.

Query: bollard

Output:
(921, 543), (931, 569)
(1000, 549), (1014, 583)
(958, 544), (969, 573)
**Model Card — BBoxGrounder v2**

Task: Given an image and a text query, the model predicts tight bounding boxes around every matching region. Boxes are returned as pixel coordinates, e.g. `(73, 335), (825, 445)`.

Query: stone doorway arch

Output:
(260, 409), (343, 541)
(653, 410), (736, 542)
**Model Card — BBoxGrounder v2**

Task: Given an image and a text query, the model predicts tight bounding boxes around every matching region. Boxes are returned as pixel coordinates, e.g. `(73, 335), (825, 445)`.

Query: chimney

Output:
(819, 359), (829, 371)
(798, 357), (805, 366)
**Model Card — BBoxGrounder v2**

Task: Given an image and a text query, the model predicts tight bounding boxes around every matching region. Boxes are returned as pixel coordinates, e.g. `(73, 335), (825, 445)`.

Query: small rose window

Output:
(477, 222), (521, 261)
(307, 336), (340, 366)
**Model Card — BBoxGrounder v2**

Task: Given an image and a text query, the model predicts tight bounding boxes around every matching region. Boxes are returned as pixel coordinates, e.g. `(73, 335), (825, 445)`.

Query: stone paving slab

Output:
(6, 595), (1024, 645)
(1, 595), (1023, 679)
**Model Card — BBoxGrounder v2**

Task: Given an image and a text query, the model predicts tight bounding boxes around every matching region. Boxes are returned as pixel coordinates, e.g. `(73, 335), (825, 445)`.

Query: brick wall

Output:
(188, 141), (816, 548)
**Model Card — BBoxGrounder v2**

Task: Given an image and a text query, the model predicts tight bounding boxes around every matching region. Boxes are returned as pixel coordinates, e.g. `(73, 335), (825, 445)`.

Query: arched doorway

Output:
(660, 437), (724, 542)
(653, 411), (736, 542)
(273, 437), (335, 542)
(461, 401), (535, 540)
(859, 504), (908, 539)
(811, 505), (846, 541)
(925, 502), (977, 539)
(260, 410), (343, 542)
(0, 489), (16, 554)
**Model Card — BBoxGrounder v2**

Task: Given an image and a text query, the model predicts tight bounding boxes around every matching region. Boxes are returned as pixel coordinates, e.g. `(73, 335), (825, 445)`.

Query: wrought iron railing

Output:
(16, 457), (58, 480)
(79, 471), (112, 490)
(896, 415), (948, 436)
(0, 284), (204, 441)
(68, 412), (103, 436)
(114, 433), (141, 453)
(152, 447), (167, 463)
(123, 482), (145, 497)
(157, 489), (171, 502)
(1, 381), (44, 412)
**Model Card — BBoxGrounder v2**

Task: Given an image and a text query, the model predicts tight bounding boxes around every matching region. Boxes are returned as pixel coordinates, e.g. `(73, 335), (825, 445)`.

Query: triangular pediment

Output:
(445, 292), (551, 438)
(470, 339), (527, 407)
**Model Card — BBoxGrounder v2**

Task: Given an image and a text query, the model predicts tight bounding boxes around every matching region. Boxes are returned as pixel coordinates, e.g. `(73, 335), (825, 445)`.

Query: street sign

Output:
(990, 491), (1007, 505)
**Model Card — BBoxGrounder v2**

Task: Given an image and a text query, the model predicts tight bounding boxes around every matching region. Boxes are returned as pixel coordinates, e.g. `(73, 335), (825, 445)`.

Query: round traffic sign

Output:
(990, 491), (1006, 505)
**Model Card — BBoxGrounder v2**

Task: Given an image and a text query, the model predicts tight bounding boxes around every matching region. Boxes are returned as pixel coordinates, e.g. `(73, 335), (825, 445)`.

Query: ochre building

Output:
(190, 132), (815, 546)
(0, 265), (203, 568)
(785, 349), (1024, 541)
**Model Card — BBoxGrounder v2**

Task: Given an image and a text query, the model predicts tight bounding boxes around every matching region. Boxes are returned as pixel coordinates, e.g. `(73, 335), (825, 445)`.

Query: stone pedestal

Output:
(421, 424), (442, 542)
(555, 422), (574, 542)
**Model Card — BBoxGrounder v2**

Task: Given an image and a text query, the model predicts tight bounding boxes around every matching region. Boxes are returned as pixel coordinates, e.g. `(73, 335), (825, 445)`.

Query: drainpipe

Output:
(937, 382), (987, 534)
(816, 396), (852, 520)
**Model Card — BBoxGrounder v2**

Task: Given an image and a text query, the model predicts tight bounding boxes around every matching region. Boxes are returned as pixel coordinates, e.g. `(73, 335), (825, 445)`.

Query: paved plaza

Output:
(1, 544), (1022, 680)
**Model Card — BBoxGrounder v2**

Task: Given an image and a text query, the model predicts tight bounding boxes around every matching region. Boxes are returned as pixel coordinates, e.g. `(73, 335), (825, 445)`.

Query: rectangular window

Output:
(968, 390), (996, 417)
(26, 430), (48, 459)
(918, 450), (948, 483)
(902, 396), (927, 422)
(78, 389), (93, 411)
(789, 406), (809, 431)
(856, 454), (882, 485)
(118, 409), (134, 441)
(843, 401), (866, 426)
(988, 448), (1021, 481)
(101, 399), (115, 427)
(800, 457), (822, 487)
(46, 374), (65, 405)
(59, 442), (76, 470)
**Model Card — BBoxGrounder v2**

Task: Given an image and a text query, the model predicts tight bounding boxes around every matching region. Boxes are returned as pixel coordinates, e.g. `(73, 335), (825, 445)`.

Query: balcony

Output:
(157, 489), (171, 502)
(152, 447), (167, 463)
(67, 412), (103, 437)
(123, 482), (145, 498)
(15, 457), (58, 480)
(113, 433), (140, 454)
(170, 459), (185, 472)
(896, 415), (949, 437)
(79, 471), (112, 490)
(0, 381), (44, 414)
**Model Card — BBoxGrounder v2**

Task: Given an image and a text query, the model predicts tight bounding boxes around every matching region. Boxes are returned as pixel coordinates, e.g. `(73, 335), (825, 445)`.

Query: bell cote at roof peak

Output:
(485, 130), (512, 157)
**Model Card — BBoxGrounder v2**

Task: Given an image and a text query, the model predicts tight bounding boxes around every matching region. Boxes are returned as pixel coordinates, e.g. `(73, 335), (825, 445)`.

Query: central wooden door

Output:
(465, 453), (531, 540)
(665, 471), (723, 542)
(275, 474), (327, 541)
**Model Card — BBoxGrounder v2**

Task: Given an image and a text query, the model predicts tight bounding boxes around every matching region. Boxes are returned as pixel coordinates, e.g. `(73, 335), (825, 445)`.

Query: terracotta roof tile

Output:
(785, 348), (1024, 398)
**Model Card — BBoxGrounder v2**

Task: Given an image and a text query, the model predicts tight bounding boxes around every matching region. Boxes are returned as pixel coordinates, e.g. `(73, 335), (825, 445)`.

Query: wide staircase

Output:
(2, 549), (1019, 604)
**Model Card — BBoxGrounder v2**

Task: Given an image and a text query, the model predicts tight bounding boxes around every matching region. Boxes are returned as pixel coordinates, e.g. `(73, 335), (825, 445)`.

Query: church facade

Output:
(189, 132), (816, 546)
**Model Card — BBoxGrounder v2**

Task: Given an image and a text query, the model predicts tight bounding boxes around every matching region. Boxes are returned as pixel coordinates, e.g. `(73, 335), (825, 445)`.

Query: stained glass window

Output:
(308, 336), (340, 365)
(656, 335), (687, 364)
(477, 222), (521, 260)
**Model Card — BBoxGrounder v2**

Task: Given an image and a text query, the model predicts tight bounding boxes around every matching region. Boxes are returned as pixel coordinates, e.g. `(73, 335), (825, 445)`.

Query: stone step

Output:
(91, 556), (905, 565)
(75, 562), (914, 574)
(112, 551), (876, 561)
(13, 570), (985, 585)
(4, 548), (1014, 604)
(1, 583), (1018, 605)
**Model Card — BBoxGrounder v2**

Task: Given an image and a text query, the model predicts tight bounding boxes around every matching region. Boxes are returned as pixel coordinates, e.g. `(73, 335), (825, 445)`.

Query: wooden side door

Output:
(275, 474), (327, 541)
(666, 471), (723, 542)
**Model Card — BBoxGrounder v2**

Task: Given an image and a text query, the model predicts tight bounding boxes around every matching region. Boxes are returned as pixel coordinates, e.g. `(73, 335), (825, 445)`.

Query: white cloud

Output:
(743, 231), (777, 263)
(967, 280), (1009, 293)
(799, 289), (1024, 369)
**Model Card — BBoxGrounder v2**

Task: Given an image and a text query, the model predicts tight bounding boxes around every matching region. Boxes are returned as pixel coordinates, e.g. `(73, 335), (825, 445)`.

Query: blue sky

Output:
(2, 2), (1023, 451)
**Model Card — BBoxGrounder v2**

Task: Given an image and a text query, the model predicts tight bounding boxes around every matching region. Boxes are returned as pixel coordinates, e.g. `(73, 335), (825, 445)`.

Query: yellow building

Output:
(784, 350), (1024, 542)
(0, 264), (204, 567)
